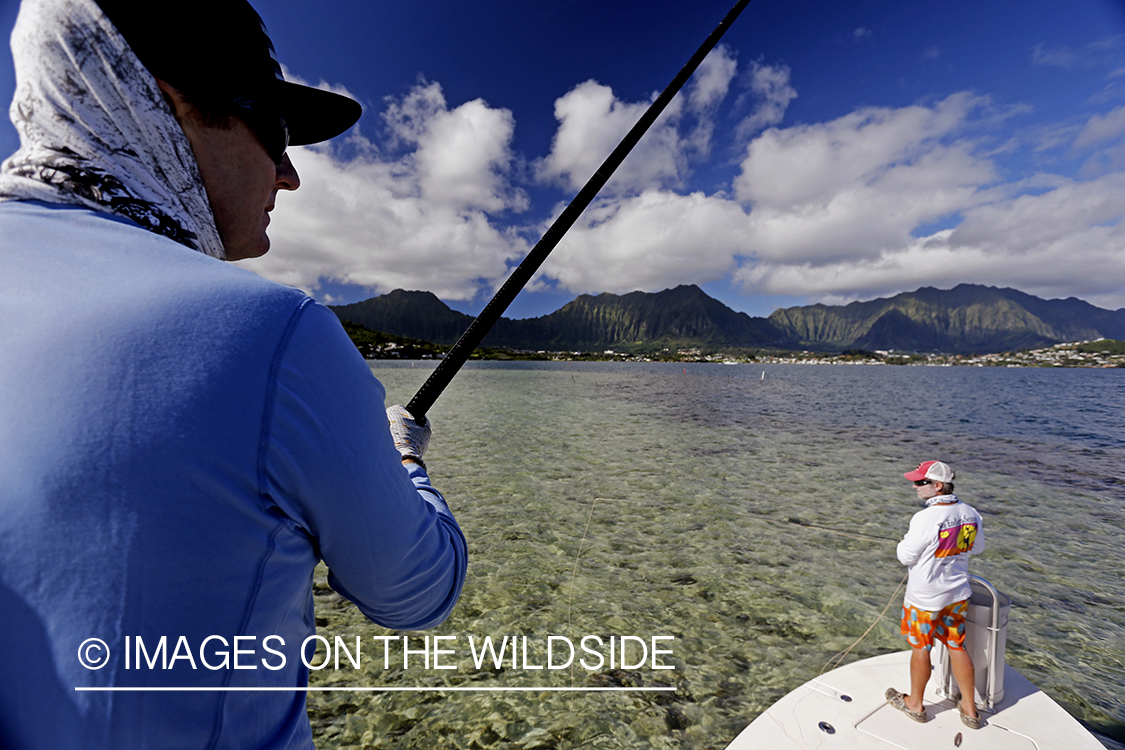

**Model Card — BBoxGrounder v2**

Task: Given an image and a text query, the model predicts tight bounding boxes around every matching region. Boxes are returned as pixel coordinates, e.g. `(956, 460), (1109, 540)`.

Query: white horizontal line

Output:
(75, 686), (676, 693)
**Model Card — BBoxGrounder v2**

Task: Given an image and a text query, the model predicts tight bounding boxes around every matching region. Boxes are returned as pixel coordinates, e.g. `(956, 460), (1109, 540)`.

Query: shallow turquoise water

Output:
(307, 362), (1124, 749)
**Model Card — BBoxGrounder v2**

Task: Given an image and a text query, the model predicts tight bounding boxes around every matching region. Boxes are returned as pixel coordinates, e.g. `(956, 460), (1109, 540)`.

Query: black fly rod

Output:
(407, 0), (753, 423)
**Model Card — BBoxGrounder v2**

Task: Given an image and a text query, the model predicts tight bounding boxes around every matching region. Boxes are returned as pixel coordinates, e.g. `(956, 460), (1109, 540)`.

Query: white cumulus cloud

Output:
(732, 93), (998, 265)
(533, 49), (748, 197)
(1073, 104), (1125, 148)
(535, 189), (751, 295)
(383, 82), (526, 212)
(730, 94), (1125, 308)
(533, 80), (689, 196)
(239, 82), (528, 301)
(735, 60), (797, 140)
(685, 45), (740, 155)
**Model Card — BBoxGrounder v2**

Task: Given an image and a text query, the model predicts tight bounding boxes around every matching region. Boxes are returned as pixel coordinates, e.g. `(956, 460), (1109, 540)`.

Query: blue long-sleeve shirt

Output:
(0, 201), (467, 749)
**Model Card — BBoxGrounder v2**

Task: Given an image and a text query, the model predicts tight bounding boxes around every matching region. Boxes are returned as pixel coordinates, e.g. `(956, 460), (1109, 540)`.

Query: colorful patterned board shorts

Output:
(901, 599), (969, 651)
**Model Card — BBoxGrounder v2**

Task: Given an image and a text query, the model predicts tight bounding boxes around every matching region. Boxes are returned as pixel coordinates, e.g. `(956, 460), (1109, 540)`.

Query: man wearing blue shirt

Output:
(0, 1), (467, 747)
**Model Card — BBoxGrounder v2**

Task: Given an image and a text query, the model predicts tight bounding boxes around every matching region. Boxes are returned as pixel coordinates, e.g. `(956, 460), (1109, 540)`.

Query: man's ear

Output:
(154, 77), (188, 119)
(154, 77), (204, 151)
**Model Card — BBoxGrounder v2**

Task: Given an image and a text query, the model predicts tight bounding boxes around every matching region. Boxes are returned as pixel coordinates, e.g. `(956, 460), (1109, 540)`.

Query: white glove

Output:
(386, 405), (431, 466)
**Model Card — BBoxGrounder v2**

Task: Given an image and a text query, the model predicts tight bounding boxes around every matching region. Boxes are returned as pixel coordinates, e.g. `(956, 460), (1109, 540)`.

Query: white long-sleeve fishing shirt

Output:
(897, 494), (984, 611)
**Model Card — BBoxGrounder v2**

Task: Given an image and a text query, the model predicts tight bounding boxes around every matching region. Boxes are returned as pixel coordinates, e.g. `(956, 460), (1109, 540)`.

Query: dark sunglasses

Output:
(913, 479), (933, 486)
(232, 97), (289, 165)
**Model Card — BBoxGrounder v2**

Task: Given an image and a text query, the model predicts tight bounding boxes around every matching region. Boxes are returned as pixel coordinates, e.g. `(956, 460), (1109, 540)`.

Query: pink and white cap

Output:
(903, 460), (955, 483)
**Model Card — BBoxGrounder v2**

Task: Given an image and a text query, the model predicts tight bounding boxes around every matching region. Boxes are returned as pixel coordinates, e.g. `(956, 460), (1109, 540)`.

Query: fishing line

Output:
(762, 515), (899, 545)
(567, 497), (601, 633)
(567, 496), (601, 687)
(759, 514), (909, 675)
(564, 508), (905, 687)
(818, 570), (908, 675)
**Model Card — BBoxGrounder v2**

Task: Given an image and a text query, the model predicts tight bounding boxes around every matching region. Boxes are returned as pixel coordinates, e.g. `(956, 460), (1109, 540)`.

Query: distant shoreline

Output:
(356, 337), (1125, 369)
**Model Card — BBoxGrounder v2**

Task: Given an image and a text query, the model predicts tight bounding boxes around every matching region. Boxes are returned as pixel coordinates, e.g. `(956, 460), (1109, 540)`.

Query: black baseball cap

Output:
(94, 0), (361, 146)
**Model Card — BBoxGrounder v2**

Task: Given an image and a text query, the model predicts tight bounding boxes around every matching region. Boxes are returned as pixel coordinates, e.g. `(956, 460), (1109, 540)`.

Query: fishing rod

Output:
(406, 0), (754, 424)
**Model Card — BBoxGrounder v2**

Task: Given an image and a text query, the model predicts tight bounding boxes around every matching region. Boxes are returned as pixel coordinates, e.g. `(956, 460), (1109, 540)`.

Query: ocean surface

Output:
(306, 361), (1124, 749)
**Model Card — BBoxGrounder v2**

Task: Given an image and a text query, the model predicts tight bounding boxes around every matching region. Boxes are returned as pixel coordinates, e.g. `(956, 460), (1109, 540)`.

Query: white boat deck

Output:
(724, 651), (1104, 749)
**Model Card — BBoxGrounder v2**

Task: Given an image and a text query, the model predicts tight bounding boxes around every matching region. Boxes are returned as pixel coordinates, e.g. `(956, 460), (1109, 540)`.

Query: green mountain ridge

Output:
(330, 285), (788, 351)
(329, 284), (1125, 354)
(496, 285), (785, 349)
(768, 284), (1125, 353)
(331, 290), (474, 345)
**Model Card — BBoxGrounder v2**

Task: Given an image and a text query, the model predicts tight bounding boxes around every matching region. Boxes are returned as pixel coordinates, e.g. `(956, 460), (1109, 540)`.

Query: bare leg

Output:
(906, 646), (930, 714)
(949, 648), (978, 718)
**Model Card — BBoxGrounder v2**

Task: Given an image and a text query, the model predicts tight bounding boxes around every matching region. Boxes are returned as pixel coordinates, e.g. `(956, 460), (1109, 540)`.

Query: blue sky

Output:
(3, 0), (1125, 318)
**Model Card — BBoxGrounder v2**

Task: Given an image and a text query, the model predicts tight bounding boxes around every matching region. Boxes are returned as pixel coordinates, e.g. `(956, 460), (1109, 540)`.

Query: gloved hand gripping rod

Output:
(407, 0), (753, 423)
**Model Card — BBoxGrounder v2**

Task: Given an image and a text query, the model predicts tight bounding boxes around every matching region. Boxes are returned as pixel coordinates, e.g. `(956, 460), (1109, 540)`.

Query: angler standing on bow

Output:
(886, 460), (984, 730)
